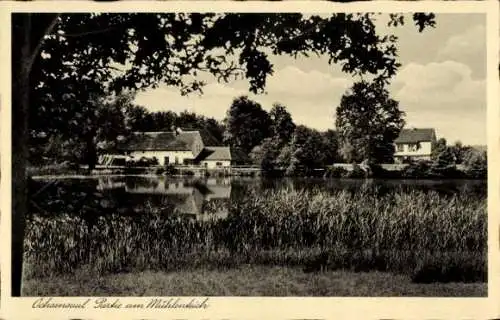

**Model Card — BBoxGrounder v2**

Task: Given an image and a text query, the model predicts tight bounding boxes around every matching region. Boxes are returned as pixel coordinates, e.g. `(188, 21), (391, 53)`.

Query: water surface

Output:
(29, 175), (487, 221)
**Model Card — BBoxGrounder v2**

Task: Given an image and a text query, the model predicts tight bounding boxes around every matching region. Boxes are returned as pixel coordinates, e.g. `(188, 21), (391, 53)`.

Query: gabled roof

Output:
(179, 126), (222, 146)
(120, 131), (201, 151)
(471, 145), (487, 153)
(194, 147), (231, 161)
(394, 128), (436, 144)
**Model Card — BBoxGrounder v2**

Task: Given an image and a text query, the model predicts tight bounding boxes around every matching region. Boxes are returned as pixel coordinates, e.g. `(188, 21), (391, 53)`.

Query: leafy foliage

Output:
(430, 138), (446, 160)
(269, 103), (296, 142)
(335, 81), (405, 164)
(223, 96), (272, 154)
(286, 126), (329, 175)
(29, 13), (434, 98)
(23, 13), (438, 168)
(462, 148), (487, 179)
(433, 147), (456, 169)
(29, 91), (134, 169)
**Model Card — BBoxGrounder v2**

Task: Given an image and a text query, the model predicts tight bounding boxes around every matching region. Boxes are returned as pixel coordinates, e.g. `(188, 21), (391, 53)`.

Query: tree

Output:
(249, 138), (279, 171)
(449, 140), (474, 165)
(12, 12), (435, 296)
(462, 148), (487, 178)
(276, 144), (293, 170)
(335, 81), (405, 164)
(250, 103), (296, 172)
(94, 93), (137, 156)
(433, 146), (456, 168)
(321, 129), (340, 164)
(223, 96), (272, 154)
(269, 103), (296, 143)
(286, 126), (327, 175)
(431, 138), (447, 161)
(175, 111), (226, 145)
(30, 90), (135, 169)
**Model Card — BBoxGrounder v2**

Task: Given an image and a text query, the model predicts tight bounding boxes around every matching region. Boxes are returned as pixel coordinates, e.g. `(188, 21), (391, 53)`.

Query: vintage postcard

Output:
(0, 1), (499, 319)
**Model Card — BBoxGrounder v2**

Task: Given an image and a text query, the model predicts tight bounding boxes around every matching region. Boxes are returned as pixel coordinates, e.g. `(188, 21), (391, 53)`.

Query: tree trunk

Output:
(11, 13), (59, 296)
(86, 132), (97, 174)
(11, 14), (32, 297)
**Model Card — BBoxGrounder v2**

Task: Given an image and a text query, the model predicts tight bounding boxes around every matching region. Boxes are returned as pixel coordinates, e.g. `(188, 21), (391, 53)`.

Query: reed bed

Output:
(24, 187), (486, 283)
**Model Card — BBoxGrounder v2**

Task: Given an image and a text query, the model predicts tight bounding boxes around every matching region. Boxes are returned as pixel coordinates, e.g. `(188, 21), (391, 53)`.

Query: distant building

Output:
(470, 145), (487, 154)
(194, 146), (232, 169)
(120, 129), (204, 166)
(394, 128), (437, 163)
(103, 128), (232, 168)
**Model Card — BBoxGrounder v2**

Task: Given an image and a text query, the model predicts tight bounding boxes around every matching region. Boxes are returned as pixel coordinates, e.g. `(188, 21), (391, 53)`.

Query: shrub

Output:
(433, 147), (457, 168)
(411, 251), (486, 283)
(348, 164), (367, 178)
(462, 149), (487, 179)
(324, 166), (349, 178)
(164, 164), (179, 175)
(368, 164), (402, 179)
(401, 161), (431, 178)
(429, 164), (464, 179)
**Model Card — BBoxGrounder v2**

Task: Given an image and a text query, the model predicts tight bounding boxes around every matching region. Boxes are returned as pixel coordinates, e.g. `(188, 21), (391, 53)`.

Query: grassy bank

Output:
(25, 186), (486, 286)
(23, 265), (486, 297)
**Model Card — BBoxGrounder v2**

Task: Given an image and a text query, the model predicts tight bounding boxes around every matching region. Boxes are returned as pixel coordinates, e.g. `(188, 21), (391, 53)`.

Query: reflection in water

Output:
(34, 176), (486, 223)
(97, 176), (232, 221)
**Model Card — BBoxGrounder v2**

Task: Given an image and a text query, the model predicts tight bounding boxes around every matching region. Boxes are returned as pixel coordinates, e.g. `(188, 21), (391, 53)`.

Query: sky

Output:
(134, 13), (487, 146)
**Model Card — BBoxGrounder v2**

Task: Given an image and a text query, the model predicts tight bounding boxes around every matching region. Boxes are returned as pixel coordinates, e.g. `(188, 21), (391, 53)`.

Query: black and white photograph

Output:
(9, 7), (493, 304)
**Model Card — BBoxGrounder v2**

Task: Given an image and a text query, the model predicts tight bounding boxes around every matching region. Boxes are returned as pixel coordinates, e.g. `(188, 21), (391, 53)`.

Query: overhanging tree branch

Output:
(27, 14), (61, 76)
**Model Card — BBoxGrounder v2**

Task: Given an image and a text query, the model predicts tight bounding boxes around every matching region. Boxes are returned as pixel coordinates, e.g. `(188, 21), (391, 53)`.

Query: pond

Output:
(28, 175), (487, 222)
(25, 175), (487, 284)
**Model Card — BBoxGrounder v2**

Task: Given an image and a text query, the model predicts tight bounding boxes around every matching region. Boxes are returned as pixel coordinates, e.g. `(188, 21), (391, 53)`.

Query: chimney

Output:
(172, 126), (183, 136)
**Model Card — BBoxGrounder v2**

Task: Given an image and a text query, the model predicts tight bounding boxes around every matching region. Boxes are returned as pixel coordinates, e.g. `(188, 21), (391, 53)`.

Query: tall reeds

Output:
(24, 187), (486, 283)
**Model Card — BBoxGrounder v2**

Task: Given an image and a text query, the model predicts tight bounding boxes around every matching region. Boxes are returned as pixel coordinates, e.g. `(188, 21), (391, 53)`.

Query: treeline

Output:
(223, 96), (340, 175)
(29, 88), (486, 179)
(222, 81), (406, 173)
(29, 92), (225, 169)
(29, 90), (342, 173)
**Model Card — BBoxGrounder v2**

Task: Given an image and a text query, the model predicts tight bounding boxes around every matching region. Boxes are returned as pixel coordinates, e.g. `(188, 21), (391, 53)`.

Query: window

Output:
(396, 144), (404, 152)
(216, 162), (223, 167)
(408, 143), (420, 152)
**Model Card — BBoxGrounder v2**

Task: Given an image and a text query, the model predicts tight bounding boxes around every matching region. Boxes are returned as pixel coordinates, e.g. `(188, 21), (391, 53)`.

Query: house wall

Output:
(394, 141), (433, 161)
(126, 180), (195, 194)
(128, 150), (195, 166)
(200, 160), (231, 169)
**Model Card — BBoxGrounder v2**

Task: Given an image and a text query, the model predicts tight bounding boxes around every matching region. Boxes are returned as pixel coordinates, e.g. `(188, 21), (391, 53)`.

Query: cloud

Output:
(436, 24), (486, 78)
(134, 83), (246, 120)
(266, 66), (352, 96)
(392, 60), (486, 145)
(135, 66), (353, 130)
(134, 60), (486, 145)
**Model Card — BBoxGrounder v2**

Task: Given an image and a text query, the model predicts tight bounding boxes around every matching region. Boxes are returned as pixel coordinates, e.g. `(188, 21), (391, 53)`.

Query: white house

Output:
(121, 129), (204, 166)
(394, 128), (436, 163)
(194, 146), (232, 169)
(108, 128), (232, 168)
